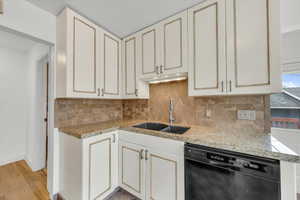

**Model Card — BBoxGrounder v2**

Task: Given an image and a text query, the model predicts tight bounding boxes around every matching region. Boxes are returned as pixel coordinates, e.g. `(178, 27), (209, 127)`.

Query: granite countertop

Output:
(59, 120), (300, 163)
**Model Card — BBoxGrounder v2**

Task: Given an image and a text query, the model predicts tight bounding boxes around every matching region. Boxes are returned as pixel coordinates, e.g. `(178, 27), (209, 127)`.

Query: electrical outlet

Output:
(237, 110), (256, 120)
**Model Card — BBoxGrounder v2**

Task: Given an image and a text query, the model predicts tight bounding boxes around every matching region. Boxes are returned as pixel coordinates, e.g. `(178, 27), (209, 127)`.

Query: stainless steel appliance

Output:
(185, 143), (281, 200)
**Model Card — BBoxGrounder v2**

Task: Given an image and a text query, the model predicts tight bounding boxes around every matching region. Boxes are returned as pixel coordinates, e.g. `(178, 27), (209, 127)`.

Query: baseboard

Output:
(0, 154), (25, 166)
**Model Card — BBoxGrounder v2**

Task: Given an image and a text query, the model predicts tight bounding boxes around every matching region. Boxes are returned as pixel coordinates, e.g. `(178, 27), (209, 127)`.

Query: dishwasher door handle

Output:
(209, 160), (241, 172)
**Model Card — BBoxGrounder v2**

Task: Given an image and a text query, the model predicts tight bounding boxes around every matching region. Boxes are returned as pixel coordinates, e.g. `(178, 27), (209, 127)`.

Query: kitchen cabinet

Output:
(118, 131), (184, 200)
(118, 140), (146, 199)
(138, 11), (188, 80)
(188, 0), (281, 96)
(122, 35), (149, 98)
(188, 0), (226, 96)
(56, 8), (122, 99)
(59, 132), (118, 200)
(99, 30), (122, 98)
(145, 148), (181, 200)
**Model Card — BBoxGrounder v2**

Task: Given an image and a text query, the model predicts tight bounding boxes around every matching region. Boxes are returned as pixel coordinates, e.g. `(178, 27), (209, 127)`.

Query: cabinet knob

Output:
(135, 89), (138, 97)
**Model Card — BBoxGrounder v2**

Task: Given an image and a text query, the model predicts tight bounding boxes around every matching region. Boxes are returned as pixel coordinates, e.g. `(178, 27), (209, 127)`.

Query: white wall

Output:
(0, 47), (29, 166)
(272, 128), (300, 193)
(280, 0), (300, 33)
(26, 43), (50, 171)
(0, 0), (56, 44)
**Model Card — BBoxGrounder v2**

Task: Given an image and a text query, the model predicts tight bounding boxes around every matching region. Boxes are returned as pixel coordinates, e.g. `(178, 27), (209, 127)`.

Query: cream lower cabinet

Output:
(59, 132), (118, 200)
(118, 131), (184, 200)
(145, 149), (182, 200)
(188, 0), (281, 96)
(118, 140), (146, 199)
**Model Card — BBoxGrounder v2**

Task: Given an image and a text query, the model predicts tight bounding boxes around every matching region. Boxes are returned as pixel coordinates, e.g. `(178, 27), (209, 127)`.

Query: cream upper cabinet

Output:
(56, 8), (99, 98)
(188, 0), (281, 96)
(158, 11), (188, 75)
(226, 0), (281, 95)
(138, 11), (188, 80)
(188, 0), (227, 96)
(122, 35), (149, 99)
(119, 140), (145, 199)
(139, 25), (160, 79)
(56, 8), (122, 99)
(99, 30), (122, 98)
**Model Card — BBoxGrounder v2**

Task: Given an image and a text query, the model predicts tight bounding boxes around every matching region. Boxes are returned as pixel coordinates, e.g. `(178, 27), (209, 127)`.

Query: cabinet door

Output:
(140, 25), (160, 79)
(123, 36), (137, 98)
(146, 150), (183, 200)
(226, 0), (281, 94)
(160, 11), (188, 75)
(188, 0), (227, 96)
(72, 16), (98, 97)
(119, 140), (145, 199)
(101, 32), (121, 98)
(88, 136), (113, 200)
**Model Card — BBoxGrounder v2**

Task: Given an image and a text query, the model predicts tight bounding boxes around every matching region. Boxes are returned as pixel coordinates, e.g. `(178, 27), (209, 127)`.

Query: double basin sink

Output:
(133, 122), (190, 134)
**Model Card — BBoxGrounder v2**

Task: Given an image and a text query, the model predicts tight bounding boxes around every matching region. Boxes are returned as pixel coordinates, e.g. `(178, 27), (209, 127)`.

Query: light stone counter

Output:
(59, 120), (300, 163)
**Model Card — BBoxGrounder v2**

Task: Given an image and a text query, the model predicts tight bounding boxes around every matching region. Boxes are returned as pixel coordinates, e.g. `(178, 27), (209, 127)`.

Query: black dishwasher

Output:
(185, 143), (281, 200)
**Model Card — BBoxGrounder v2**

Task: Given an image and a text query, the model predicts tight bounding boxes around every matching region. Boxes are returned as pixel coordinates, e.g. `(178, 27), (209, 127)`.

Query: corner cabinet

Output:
(56, 8), (122, 99)
(59, 132), (118, 200)
(188, 0), (281, 96)
(137, 11), (188, 80)
(118, 131), (185, 200)
(122, 35), (149, 99)
(118, 140), (146, 199)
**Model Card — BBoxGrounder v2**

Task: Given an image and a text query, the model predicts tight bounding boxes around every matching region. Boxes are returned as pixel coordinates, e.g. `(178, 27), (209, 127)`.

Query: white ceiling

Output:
(0, 29), (38, 53)
(25, 0), (205, 38)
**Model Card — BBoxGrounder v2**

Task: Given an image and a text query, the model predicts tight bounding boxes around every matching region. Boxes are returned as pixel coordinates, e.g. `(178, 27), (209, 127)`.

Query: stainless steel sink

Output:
(133, 122), (168, 131)
(133, 122), (190, 134)
(161, 126), (190, 134)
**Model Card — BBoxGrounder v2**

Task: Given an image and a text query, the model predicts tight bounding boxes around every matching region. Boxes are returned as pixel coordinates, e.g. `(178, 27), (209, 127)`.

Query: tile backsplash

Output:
(55, 80), (271, 133)
(127, 80), (271, 133)
(55, 98), (123, 128)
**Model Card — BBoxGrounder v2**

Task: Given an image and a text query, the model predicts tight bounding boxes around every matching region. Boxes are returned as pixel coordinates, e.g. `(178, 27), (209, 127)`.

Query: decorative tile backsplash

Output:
(55, 80), (271, 133)
(148, 80), (271, 133)
(55, 98), (123, 128)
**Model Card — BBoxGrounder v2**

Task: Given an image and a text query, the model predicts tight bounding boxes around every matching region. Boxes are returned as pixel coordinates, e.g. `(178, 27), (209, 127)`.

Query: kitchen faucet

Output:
(169, 98), (175, 125)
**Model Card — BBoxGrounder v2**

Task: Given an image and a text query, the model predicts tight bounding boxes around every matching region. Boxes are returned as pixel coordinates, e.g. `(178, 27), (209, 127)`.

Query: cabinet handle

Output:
(160, 65), (163, 74)
(97, 88), (100, 96)
(145, 150), (148, 160)
(221, 81), (224, 92)
(229, 80), (232, 92)
(101, 88), (105, 96)
(140, 150), (144, 160)
(112, 134), (116, 143)
(135, 89), (138, 97)
(155, 66), (159, 74)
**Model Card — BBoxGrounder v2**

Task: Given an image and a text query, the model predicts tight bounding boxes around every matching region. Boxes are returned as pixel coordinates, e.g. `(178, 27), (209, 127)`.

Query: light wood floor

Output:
(0, 160), (49, 200)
